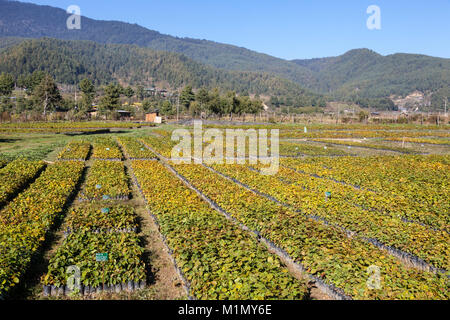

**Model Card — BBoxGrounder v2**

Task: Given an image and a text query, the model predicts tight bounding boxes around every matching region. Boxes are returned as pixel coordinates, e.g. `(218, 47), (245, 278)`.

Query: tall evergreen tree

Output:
(180, 85), (195, 110)
(33, 75), (62, 115)
(124, 86), (135, 104)
(0, 73), (15, 96)
(100, 83), (122, 112)
(79, 78), (95, 110)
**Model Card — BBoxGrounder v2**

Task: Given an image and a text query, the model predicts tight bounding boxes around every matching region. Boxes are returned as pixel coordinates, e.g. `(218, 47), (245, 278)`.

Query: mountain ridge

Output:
(1, 0), (449, 103)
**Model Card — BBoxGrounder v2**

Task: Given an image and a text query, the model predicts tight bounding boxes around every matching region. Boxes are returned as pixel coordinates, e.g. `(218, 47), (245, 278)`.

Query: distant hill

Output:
(0, 38), (323, 105)
(292, 49), (450, 99)
(0, 0), (449, 105)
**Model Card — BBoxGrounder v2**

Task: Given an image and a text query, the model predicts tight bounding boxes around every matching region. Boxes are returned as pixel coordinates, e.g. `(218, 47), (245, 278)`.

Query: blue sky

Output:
(23, 0), (450, 60)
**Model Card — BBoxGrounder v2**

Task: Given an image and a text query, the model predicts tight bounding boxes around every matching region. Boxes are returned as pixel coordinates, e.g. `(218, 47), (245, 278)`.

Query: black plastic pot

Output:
(84, 285), (90, 296)
(127, 281), (134, 292)
(43, 285), (50, 297)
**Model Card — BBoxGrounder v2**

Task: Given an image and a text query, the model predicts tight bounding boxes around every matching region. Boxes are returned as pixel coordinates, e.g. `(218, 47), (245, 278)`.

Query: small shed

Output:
(117, 110), (132, 120)
(145, 111), (160, 123)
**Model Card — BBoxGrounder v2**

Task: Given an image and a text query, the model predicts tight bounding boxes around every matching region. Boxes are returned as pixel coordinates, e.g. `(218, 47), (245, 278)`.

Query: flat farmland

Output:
(0, 122), (449, 300)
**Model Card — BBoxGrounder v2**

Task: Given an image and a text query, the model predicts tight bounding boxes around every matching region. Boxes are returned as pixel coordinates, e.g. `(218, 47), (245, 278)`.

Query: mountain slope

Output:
(0, 37), (322, 104)
(0, 0), (314, 85)
(1, 0), (449, 101)
(292, 49), (450, 98)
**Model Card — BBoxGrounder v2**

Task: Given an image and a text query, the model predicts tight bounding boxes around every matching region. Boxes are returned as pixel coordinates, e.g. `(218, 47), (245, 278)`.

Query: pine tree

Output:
(180, 85), (195, 110)
(33, 75), (62, 115)
(79, 78), (96, 110)
(0, 73), (15, 96)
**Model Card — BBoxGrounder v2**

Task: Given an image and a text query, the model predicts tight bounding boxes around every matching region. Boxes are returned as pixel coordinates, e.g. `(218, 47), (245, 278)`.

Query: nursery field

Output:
(0, 122), (448, 300)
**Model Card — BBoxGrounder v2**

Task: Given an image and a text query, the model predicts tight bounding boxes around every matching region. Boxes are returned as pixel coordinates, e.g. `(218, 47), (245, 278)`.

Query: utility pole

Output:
(176, 94), (180, 124)
(445, 97), (448, 117)
(336, 104), (339, 124)
(74, 85), (78, 110)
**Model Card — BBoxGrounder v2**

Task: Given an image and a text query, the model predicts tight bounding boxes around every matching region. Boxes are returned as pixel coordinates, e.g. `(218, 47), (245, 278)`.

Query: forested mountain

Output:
(292, 49), (450, 99)
(0, 38), (324, 106)
(0, 0), (314, 85)
(0, 36), (26, 52)
(0, 0), (449, 103)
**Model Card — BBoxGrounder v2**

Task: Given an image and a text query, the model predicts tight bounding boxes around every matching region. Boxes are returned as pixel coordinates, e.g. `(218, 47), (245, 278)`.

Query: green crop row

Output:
(81, 161), (130, 201)
(91, 138), (123, 160)
(173, 163), (449, 300)
(211, 164), (449, 270)
(139, 136), (176, 158)
(65, 204), (138, 234)
(116, 137), (156, 159)
(131, 160), (309, 300)
(58, 141), (91, 160)
(0, 159), (45, 207)
(42, 231), (146, 288)
(282, 156), (449, 230)
(279, 142), (349, 156)
(0, 161), (84, 297)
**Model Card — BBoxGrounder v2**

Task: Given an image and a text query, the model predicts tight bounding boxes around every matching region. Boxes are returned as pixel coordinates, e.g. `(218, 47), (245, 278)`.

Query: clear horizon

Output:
(16, 0), (450, 60)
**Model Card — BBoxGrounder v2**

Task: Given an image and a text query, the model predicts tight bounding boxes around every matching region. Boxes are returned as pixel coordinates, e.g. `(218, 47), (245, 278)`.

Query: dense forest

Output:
(0, 38), (326, 108)
(0, 0), (314, 85)
(292, 49), (450, 99)
(1, 0), (449, 104)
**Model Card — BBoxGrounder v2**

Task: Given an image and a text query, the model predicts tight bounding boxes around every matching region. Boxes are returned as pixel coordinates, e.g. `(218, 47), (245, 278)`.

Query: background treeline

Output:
(0, 70), (265, 120)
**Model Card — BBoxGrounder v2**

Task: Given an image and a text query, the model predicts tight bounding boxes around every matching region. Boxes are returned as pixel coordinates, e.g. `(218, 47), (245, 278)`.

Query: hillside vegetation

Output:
(1, 0), (449, 102)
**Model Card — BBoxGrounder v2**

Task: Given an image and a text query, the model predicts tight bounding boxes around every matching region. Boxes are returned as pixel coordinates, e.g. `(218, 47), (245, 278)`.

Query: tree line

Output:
(0, 71), (264, 119)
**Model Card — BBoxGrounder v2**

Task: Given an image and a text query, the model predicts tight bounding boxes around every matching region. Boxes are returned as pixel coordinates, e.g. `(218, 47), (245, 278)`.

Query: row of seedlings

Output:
(42, 204), (146, 296)
(0, 159), (46, 207)
(282, 156), (449, 231)
(116, 137), (157, 160)
(209, 163), (450, 272)
(91, 137), (123, 161)
(42, 153), (146, 296)
(58, 141), (91, 161)
(139, 136), (176, 159)
(131, 160), (310, 300)
(172, 163), (449, 300)
(79, 161), (130, 201)
(0, 161), (84, 298)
